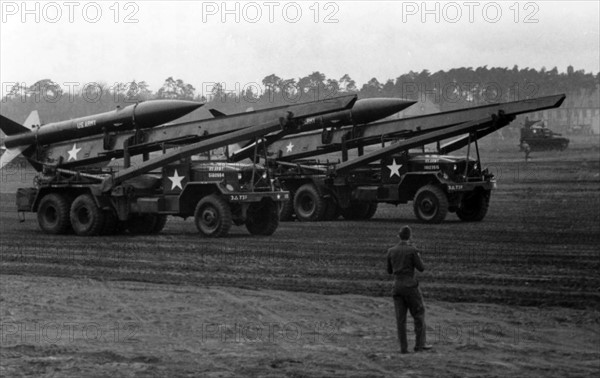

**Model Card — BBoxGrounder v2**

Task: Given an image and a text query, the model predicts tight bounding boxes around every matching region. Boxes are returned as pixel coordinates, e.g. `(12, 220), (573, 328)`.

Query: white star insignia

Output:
(286, 142), (294, 153)
(168, 169), (184, 190)
(67, 144), (81, 161)
(387, 159), (402, 178)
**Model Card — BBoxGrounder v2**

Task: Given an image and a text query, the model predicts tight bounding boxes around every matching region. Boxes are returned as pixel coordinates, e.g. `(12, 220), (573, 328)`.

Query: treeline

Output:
(1, 66), (598, 124)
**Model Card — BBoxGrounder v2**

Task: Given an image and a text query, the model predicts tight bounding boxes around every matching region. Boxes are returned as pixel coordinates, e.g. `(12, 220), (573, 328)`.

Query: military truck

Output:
(261, 95), (565, 223)
(13, 96), (357, 237)
(275, 128), (495, 224)
(520, 119), (569, 151)
(18, 159), (286, 237)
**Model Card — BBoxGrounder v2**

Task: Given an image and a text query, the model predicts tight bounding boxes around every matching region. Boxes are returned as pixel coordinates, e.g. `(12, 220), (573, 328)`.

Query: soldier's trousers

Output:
(393, 286), (426, 351)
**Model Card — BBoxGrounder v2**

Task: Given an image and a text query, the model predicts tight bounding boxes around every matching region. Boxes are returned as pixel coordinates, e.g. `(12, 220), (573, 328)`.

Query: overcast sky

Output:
(1, 1), (598, 96)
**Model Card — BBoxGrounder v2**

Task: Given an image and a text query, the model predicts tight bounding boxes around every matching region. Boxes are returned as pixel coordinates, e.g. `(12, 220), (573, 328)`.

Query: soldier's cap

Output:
(398, 226), (412, 240)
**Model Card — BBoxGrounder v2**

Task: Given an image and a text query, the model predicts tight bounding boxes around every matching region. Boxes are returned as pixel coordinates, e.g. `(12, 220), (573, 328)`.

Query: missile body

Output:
(303, 98), (415, 129)
(2, 100), (202, 149)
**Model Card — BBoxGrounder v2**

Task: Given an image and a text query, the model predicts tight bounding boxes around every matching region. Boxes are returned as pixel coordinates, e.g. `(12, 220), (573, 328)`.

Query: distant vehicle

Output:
(520, 119), (569, 151)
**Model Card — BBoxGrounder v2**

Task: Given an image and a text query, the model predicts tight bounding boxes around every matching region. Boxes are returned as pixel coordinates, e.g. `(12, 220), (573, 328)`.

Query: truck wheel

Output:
(195, 194), (232, 237)
(413, 185), (448, 223)
(279, 189), (295, 222)
(456, 191), (489, 222)
(293, 184), (326, 221)
(246, 199), (279, 236)
(70, 194), (105, 236)
(37, 193), (71, 234)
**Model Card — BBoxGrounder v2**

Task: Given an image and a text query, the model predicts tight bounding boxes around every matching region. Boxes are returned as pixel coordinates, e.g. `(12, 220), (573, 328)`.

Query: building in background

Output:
(528, 88), (600, 135)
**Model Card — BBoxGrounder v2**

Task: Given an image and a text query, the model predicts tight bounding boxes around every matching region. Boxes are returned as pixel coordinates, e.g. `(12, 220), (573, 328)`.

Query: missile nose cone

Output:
(351, 98), (417, 124)
(134, 100), (204, 128)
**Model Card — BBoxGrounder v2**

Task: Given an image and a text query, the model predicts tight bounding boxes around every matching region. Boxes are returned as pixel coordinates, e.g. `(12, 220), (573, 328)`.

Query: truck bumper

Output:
(226, 191), (290, 203)
(444, 179), (496, 193)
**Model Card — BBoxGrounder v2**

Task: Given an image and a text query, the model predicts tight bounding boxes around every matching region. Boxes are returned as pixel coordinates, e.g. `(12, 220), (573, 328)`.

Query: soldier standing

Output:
(521, 140), (531, 162)
(387, 226), (432, 353)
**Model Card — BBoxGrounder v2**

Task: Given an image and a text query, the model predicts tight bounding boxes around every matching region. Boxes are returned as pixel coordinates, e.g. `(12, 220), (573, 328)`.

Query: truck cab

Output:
(377, 152), (494, 223)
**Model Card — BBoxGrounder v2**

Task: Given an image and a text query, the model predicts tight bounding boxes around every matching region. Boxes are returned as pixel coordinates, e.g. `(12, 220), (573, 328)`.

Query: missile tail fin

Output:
(209, 109), (227, 118)
(0, 146), (27, 169)
(0, 115), (30, 136)
(23, 111), (41, 129)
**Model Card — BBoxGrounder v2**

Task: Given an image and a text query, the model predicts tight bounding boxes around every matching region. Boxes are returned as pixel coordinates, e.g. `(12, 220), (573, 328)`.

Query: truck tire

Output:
(279, 189), (295, 222)
(194, 194), (232, 237)
(246, 199), (279, 236)
(413, 185), (448, 223)
(293, 183), (326, 221)
(37, 193), (71, 234)
(70, 194), (105, 236)
(456, 191), (489, 222)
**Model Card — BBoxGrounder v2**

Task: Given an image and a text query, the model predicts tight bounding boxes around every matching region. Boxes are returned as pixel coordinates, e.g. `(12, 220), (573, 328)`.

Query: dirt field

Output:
(1, 143), (599, 377)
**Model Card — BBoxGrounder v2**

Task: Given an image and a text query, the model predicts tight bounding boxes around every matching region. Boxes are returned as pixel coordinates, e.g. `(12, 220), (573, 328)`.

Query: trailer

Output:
(261, 95), (566, 223)
(15, 95), (357, 236)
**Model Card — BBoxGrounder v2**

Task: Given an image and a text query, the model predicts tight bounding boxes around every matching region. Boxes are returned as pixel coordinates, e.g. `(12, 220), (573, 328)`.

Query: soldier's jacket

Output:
(387, 241), (425, 290)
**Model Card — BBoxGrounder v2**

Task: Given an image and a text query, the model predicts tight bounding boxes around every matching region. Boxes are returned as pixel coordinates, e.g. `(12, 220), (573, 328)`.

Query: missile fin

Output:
(0, 146), (27, 169)
(209, 109), (227, 118)
(0, 115), (30, 136)
(24, 111), (41, 129)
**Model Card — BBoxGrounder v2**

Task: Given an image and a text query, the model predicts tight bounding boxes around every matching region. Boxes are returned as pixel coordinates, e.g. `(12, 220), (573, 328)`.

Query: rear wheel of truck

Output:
(413, 185), (448, 223)
(456, 191), (489, 222)
(293, 184), (326, 222)
(70, 194), (105, 236)
(195, 194), (232, 237)
(246, 199), (279, 236)
(37, 193), (71, 234)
